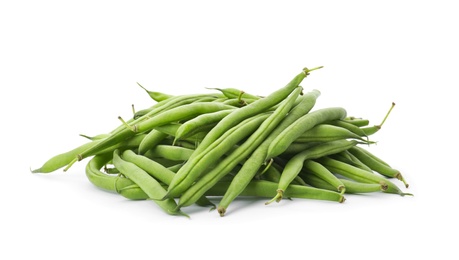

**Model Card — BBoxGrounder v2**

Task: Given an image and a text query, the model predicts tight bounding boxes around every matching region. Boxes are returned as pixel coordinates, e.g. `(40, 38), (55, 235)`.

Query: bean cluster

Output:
(33, 67), (411, 217)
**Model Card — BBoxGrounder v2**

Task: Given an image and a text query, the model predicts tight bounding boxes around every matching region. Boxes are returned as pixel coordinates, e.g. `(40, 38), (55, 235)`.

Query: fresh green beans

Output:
(112, 150), (188, 217)
(266, 107), (348, 159)
(34, 66), (411, 218)
(176, 86), (304, 208)
(266, 140), (358, 204)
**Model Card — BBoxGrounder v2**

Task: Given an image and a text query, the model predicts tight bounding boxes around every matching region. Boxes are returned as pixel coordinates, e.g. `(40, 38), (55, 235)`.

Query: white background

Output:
(1, 0), (458, 259)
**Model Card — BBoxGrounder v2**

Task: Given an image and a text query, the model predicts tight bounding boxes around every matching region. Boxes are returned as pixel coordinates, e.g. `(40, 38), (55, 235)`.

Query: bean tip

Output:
(217, 206), (226, 217)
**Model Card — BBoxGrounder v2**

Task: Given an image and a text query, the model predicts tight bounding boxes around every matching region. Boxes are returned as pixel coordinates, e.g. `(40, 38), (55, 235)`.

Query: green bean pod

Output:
(266, 140), (357, 204)
(166, 112), (271, 198)
(174, 109), (234, 142)
(32, 140), (99, 173)
(67, 102), (235, 170)
(266, 107), (348, 160)
(303, 160), (345, 193)
(343, 117), (370, 127)
(137, 82), (174, 102)
(217, 89), (321, 215)
(144, 145), (195, 161)
(317, 157), (411, 196)
(181, 67), (318, 166)
(295, 124), (371, 143)
(112, 150), (188, 217)
(300, 172), (383, 194)
(137, 130), (169, 155)
(121, 150), (176, 185)
(348, 146), (408, 187)
(176, 86), (303, 208)
(206, 87), (260, 100)
(85, 153), (136, 192)
(119, 180), (344, 206)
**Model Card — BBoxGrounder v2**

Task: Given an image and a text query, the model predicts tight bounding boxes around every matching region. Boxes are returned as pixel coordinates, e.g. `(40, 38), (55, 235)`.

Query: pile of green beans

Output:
(32, 66), (412, 218)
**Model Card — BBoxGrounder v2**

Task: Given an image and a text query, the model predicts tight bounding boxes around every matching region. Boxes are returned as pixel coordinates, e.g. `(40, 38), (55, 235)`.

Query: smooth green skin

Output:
(330, 151), (373, 172)
(79, 133), (110, 141)
(137, 82), (174, 102)
(266, 107), (348, 160)
(317, 157), (409, 196)
(327, 120), (368, 138)
(174, 109), (234, 142)
(268, 140), (358, 203)
(348, 146), (408, 187)
(121, 150), (175, 185)
(217, 89), (321, 214)
(343, 118), (370, 127)
(166, 112), (271, 198)
(119, 180), (344, 207)
(133, 102), (236, 133)
(154, 124), (207, 142)
(282, 142), (321, 154)
(32, 140), (100, 173)
(351, 145), (390, 167)
(167, 163), (184, 173)
(361, 125), (381, 136)
(221, 99), (247, 107)
(112, 150), (187, 217)
(206, 87), (261, 100)
(295, 124), (370, 143)
(176, 68), (310, 168)
(73, 102), (236, 166)
(176, 86), (303, 208)
(300, 172), (383, 194)
(95, 133), (147, 155)
(85, 153), (137, 192)
(32, 133), (148, 173)
(303, 159), (345, 193)
(144, 145), (194, 161)
(138, 130), (169, 155)
(124, 94), (214, 129)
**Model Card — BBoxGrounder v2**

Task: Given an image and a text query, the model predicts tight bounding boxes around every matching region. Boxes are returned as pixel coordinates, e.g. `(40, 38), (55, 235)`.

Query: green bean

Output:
(94, 133), (147, 155)
(300, 172), (383, 194)
(317, 157), (411, 196)
(174, 109), (234, 142)
(351, 145), (390, 167)
(121, 150), (175, 184)
(176, 86), (303, 208)
(85, 153), (135, 192)
(326, 120), (368, 138)
(358, 102), (396, 137)
(112, 150), (188, 217)
(65, 102), (235, 171)
(119, 180), (344, 205)
(329, 151), (373, 172)
(266, 140), (357, 204)
(167, 163), (184, 173)
(303, 160), (345, 193)
(32, 140), (100, 173)
(348, 146), (408, 187)
(171, 67), (320, 178)
(361, 125), (381, 136)
(137, 130), (169, 155)
(281, 142), (322, 155)
(342, 118), (369, 127)
(205, 87), (260, 100)
(266, 107), (347, 160)
(217, 89), (321, 215)
(144, 145), (194, 161)
(79, 133), (110, 141)
(166, 112), (271, 198)
(295, 124), (371, 143)
(137, 82), (174, 102)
